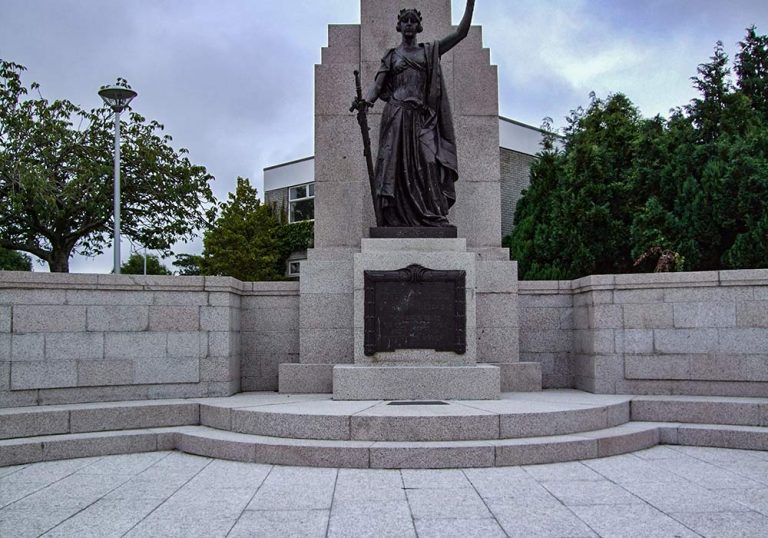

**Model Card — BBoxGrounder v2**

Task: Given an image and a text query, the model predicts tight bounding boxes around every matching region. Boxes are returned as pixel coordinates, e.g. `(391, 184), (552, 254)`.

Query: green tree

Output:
(507, 95), (644, 280)
(172, 253), (203, 276)
(120, 252), (171, 275)
(632, 41), (768, 270)
(0, 60), (217, 272)
(201, 178), (315, 281)
(0, 247), (32, 271)
(509, 29), (768, 279)
(202, 177), (283, 281)
(736, 26), (768, 120)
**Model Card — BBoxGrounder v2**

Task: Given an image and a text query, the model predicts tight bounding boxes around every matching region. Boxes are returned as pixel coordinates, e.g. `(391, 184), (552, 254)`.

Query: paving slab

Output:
(41, 497), (162, 538)
(22, 472), (129, 509)
(184, 458), (271, 490)
(462, 467), (539, 499)
(0, 501), (79, 538)
(401, 469), (473, 489)
(246, 466), (337, 511)
(652, 456), (766, 491)
(570, 503), (700, 538)
(74, 451), (167, 476)
(670, 510), (768, 538)
(539, 479), (642, 506)
(130, 451), (210, 483)
(326, 499), (416, 538)
(122, 499), (248, 538)
(414, 518), (507, 538)
(671, 444), (768, 464)
(583, 454), (687, 485)
(522, 461), (605, 481)
(623, 479), (752, 513)
(0, 463), (25, 481)
(406, 487), (492, 519)
(1, 449), (768, 537)
(0, 457), (100, 507)
(631, 445), (693, 461)
(726, 487), (768, 515)
(333, 468), (405, 502)
(229, 510), (329, 538)
(486, 495), (599, 537)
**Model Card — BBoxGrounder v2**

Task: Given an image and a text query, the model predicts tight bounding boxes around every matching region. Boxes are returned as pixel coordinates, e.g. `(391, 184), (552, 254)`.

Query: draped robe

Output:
(373, 41), (458, 227)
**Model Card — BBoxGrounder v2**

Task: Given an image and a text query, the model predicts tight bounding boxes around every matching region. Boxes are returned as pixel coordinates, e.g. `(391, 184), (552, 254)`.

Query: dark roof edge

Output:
(498, 115), (548, 133)
(499, 116), (565, 139)
(264, 155), (315, 171)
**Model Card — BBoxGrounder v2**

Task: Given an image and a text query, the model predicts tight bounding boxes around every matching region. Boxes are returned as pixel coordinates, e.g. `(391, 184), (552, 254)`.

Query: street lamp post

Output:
(98, 84), (137, 274)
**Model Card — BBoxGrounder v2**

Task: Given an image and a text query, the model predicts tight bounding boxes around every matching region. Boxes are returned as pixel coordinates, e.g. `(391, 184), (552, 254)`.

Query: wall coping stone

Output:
(719, 269), (768, 286)
(519, 281), (570, 294)
(3, 269), (763, 297)
(520, 270), (767, 296)
(0, 271), (298, 296)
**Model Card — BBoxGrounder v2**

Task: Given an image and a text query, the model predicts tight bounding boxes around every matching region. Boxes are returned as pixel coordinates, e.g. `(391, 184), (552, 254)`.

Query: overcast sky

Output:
(2, 0), (767, 273)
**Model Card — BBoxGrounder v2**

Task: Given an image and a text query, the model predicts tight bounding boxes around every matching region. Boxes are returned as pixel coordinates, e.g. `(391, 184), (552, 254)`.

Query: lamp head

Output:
(98, 83), (137, 113)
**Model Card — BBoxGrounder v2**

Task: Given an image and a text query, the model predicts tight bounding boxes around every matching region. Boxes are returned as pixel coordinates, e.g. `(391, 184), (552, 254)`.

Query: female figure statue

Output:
(353, 1), (475, 227)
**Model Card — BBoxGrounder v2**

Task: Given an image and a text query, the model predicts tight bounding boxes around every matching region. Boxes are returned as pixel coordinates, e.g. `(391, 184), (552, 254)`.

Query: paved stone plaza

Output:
(1, 446), (767, 537)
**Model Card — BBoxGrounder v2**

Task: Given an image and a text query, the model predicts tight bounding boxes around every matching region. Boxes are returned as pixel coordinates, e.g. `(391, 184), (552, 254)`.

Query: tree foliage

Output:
(172, 253), (203, 276)
(508, 95), (643, 279)
(0, 247), (31, 271)
(120, 252), (171, 275)
(508, 28), (768, 279)
(201, 177), (313, 281)
(0, 60), (217, 272)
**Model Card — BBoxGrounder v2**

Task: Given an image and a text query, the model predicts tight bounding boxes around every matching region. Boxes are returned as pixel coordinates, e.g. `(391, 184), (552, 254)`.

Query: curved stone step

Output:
(0, 422), (657, 469)
(199, 392), (633, 442)
(2, 422), (767, 469)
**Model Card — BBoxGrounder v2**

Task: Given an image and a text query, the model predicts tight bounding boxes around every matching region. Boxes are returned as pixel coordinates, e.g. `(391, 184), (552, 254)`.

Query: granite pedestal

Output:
(333, 364), (500, 400)
(278, 0), (540, 398)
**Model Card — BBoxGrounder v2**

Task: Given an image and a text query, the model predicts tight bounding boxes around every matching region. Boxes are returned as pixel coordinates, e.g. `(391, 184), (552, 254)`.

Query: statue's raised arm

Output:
(438, 0), (475, 56)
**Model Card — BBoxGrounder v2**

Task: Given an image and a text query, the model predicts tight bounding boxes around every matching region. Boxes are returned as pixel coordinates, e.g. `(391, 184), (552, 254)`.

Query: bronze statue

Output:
(352, 1), (475, 228)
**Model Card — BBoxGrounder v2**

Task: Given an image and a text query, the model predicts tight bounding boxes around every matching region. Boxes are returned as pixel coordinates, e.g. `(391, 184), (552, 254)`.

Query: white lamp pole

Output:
(98, 84), (137, 274)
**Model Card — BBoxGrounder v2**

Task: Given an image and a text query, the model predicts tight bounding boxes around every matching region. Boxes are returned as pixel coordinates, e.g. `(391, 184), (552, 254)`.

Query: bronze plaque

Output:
(364, 264), (466, 356)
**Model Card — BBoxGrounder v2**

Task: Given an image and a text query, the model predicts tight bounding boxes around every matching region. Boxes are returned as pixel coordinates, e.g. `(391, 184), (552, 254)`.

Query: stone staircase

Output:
(1, 391), (766, 468)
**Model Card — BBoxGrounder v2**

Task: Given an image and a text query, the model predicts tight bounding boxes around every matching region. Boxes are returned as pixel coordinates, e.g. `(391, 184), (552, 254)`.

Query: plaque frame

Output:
(363, 264), (466, 356)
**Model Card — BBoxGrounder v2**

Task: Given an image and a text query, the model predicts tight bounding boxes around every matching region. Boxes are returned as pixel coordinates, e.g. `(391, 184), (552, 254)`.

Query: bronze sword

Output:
(350, 70), (382, 226)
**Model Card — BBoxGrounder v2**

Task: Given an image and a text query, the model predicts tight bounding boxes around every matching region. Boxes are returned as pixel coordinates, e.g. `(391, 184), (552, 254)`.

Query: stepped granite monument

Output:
(1, 0), (767, 473)
(279, 0), (542, 399)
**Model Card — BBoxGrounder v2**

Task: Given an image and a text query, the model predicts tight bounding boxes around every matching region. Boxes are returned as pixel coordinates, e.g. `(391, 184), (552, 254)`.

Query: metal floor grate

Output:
(387, 401), (448, 406)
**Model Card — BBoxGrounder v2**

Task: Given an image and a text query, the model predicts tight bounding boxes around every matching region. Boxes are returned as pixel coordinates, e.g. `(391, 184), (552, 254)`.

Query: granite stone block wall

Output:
(240, 282), (300, 391)
(568, 270), (768, 397)
(2, 268), (766, 407)
(518, 281), (574, 388)
(0, 273), (245, 407)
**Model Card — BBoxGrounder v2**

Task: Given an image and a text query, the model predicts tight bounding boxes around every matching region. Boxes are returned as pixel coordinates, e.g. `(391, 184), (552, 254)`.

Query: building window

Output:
(287, 260), (301, 277)
(289, 183), (314, 223)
